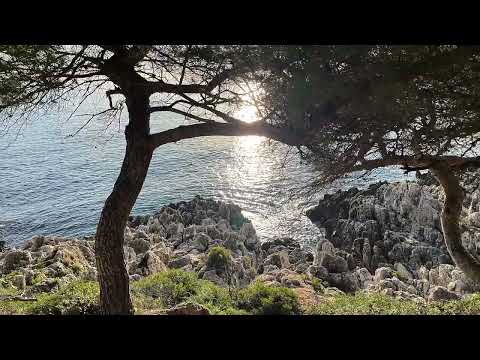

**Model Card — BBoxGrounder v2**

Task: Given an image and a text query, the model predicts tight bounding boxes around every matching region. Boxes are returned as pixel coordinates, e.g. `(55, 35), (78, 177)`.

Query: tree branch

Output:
(148, 121), (304, 150)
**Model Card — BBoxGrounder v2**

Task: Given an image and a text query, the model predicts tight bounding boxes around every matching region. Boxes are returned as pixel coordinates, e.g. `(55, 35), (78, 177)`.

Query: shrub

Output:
(307, 292), (480, 315)
(206, 246), (232, 270)
(132, 269), (200, 308)
(189, 280), (238, 314)
(30, 280), (100, 315)
(236, 281), (300, 315)
(311, 277), (325, 293)
(308, 292), (425, 315)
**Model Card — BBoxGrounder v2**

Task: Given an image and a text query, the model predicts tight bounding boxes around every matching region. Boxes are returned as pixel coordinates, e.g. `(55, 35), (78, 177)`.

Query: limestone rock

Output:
(316, 251), (348, 273)
(3, 250), (32, 272)
(428, 286), (461, 302)
(166, 302), (210, 315)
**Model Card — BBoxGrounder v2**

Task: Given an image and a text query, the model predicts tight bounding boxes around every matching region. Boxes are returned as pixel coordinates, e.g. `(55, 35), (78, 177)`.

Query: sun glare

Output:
(234, 104), (259, 123)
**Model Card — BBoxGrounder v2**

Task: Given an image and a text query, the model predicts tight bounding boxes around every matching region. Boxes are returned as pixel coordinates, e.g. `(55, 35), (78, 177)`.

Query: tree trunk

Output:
(431, 162), (480, 284)
(95, 92), (152, 315)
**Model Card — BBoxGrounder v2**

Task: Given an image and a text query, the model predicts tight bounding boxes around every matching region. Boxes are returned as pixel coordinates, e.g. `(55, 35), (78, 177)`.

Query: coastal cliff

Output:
(1, 181), (480, 315)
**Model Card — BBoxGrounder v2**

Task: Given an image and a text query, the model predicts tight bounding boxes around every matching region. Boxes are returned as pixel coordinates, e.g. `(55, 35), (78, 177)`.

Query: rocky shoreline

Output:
(1, 180), (480, 314)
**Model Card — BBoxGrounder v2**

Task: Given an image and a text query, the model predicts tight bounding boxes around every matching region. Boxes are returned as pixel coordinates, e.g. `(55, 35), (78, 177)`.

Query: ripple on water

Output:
(0, 108), (413, 246)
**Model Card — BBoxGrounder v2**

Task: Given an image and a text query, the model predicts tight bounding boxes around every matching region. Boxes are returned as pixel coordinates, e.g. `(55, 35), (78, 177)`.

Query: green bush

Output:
(30, 280), (100, 315)
(307, 292), (480, 315)
(236, 281), (300, 315)
(189, 280), (238, 314)
(206, 246), (232, 270)
(132, 269), (200, 308)
(308, 292), (422, 315)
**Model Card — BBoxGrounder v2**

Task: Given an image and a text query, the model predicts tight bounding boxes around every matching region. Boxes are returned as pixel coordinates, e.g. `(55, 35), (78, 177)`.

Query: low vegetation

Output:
(206, 246), (232, 270)
(2, 270), (480, 315)
(307, 292), (480, 315)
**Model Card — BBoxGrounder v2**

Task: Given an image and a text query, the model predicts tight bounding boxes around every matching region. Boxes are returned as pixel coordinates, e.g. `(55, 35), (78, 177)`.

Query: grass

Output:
(2, 269), (480, 315)
(307, 292), (480, 315)
(30, 280), (100, 315)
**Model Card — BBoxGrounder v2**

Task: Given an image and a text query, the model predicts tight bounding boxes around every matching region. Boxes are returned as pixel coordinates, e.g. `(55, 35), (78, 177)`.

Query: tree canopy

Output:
(254, 45), (480, 283)
(3, 44), (480, 313)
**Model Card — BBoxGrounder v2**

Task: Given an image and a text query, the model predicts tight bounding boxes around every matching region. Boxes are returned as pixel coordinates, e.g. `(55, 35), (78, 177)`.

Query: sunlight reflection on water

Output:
(0, 100), (413, 249)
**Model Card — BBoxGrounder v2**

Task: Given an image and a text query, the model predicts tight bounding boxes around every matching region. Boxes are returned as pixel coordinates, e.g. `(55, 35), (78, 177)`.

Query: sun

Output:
(234, 104), (259, 123)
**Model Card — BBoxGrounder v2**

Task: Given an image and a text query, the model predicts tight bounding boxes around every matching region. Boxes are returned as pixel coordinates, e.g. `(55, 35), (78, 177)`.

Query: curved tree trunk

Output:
(431, 162), (480, 283)
(95, 92), (152, 315)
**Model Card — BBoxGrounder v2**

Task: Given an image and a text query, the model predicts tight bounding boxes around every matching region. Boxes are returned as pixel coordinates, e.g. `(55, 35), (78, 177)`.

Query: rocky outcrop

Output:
(307, 181), (480, 271)
(304, 180), (480, 300)
(2, 188), (479, 309)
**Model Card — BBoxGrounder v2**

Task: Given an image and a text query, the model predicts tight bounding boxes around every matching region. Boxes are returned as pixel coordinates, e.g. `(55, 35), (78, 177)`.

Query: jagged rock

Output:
(166, 223), (184, 238)
(428, 286), (461, 302)
(327, 272), (360, 292)
(417, 266), (429, 281)
(316, 251), (348, 273)
(51, 245), (90, 274)
(201, 218), (216, 226)
(3, 250), (32, 272)
(202, 269), (226, 286)
(129, 238), (151, 254)
(374, 267), (393, 282)
(307, 265), (329, 281)
(394, 262), (413, 280)
(355, 268), (373, 288)
(264, 251), (290, 269)
(192, 233), (211, 252)
(22, 269), (35, 286)
(239, 222), (256, 239)
(141, 251), (167, 276)
(295, 262), (310, 273)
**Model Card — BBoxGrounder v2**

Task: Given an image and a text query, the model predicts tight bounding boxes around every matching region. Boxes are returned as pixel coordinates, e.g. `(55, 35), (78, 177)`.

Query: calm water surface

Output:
(0, 99), (412, 248)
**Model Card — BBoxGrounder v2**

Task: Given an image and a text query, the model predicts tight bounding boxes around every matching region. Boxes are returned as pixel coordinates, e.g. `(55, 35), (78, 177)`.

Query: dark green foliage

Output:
(131, 269), (300, 315)
(132, 269), (200, 308)
(206, 246), (232, 270)
(30, 280), (100, 315)
(189, 281), (243, 314)
(236, 281), (301, 315)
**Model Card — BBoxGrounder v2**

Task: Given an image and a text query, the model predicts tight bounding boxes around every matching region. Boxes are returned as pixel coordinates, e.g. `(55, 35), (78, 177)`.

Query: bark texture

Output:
(431, 162), (480, 284)
(95, 92), (152, 315)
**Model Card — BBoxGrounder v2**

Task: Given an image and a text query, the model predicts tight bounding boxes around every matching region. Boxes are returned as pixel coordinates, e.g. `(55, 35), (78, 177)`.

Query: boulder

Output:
(374, 267), (393, 282)
(129, 238), (151, 254)
(428, 286), (461, 302)
(166, 302), (210, 315)
(202, 270), (226, 286)
(192, 233), (211, 252)
(316, 251), (348, 273)
(394, 262), (413, 280)
(3, 250), (32, 272)
(307, 265), (329, 281)
(264, 251), (290, 269)
(142, 251), (167, 276)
